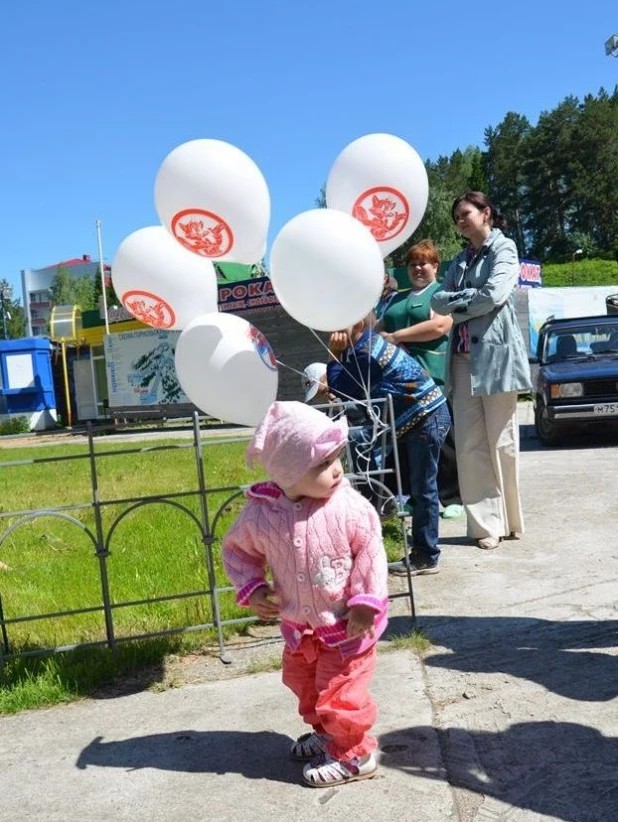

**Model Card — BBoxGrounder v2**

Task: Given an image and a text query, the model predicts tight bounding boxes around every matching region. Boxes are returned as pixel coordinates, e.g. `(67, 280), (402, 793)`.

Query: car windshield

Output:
(543, 323), (618, 363)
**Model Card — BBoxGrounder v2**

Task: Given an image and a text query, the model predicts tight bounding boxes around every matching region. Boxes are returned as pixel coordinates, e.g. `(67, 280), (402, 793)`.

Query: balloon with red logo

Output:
(270, 208), (384, 332)
(174, 312), (278, 426)
(155, 139), (270, 266)
(111, 226), (218, 331)
(325, 133), (429, 258)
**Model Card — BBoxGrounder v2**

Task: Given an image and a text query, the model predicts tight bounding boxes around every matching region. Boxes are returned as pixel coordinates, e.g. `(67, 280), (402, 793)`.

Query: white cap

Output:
(301, 362), (327, 402)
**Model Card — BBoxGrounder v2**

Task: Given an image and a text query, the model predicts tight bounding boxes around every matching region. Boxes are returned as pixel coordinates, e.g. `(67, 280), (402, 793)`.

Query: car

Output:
(530, 314), (618, 446)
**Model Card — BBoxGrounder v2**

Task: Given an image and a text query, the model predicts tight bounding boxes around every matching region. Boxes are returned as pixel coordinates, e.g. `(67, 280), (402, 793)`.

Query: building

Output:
(20, 255), (110, 337)
(19, 256), (261, 338)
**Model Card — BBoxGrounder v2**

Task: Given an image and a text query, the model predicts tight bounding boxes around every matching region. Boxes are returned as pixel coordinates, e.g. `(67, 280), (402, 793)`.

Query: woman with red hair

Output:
(379, 240), (462, 520)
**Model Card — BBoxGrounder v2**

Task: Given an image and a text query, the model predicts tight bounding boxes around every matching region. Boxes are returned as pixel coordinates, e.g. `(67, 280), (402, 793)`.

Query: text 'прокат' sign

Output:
(217, 276), (279, 315)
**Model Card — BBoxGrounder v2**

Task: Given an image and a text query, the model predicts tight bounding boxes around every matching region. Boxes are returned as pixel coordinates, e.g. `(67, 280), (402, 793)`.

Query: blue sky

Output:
(1, 0), (617, 297)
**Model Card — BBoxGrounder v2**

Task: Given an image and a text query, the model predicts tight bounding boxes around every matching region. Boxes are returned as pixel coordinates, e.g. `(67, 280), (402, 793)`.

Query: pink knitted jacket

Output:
(222, 478), (389, 656)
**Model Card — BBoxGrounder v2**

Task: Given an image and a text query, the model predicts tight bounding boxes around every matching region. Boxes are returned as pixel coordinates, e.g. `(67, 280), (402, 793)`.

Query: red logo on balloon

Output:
(122, 290), (176, 329)
(171, 208), (234, 258)
(352, 187), (410, 242)
(248, 325), (277, 371)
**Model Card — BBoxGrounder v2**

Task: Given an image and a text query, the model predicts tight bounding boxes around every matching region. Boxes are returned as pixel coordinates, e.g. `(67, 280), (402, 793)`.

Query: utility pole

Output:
(96, 219), (110, 335)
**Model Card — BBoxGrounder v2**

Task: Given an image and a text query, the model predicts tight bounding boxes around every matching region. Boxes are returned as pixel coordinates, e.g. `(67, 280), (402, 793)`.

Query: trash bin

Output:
(607, 294), (618, 315)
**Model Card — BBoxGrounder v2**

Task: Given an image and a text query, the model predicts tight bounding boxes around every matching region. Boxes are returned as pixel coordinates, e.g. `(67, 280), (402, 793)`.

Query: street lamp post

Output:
(571, 249), (583, 287)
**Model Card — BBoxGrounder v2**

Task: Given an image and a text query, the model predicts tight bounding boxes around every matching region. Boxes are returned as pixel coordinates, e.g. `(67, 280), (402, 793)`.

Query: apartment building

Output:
(20, 255), (110, 337)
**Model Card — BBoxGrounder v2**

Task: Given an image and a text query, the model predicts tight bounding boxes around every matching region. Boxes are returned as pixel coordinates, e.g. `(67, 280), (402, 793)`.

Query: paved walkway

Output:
(1, 423), (617, 821)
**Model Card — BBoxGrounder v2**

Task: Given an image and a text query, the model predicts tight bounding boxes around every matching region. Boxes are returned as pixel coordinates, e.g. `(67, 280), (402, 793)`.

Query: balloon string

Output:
(274, 326), (376, 421)
(306, 326), (383, 434)
(275, 358), (368, 409)
(276, 357), (392, 505)
(303, 323), (391, 501)
(276, 355), (388, 441)
(305, 328), (372, 399)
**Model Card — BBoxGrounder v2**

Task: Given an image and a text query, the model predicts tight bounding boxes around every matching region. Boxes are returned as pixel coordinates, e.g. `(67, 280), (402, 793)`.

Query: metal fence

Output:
(0, 402), (414, 667)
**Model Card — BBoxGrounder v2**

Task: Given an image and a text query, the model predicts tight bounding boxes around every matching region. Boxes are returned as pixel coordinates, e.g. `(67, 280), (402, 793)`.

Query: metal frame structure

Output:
(0, 399), (414, 667)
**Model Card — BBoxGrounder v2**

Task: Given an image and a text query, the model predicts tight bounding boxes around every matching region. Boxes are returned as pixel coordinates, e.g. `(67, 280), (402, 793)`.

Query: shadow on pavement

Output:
(379, 721), (618, 822)
(437, 535), (475, 546)
(385, 615), (618, 701)
(76, 730), (300, 784)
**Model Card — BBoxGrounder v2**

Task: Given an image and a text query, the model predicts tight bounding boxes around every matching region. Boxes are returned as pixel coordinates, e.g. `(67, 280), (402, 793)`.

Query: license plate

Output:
(593, 403), (618, 415)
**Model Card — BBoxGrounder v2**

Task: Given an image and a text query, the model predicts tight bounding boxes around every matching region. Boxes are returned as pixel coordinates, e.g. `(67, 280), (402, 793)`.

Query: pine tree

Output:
(569, 88), (618, 251)
(484, 112), (532, 254)
(523, 96), (581, 259)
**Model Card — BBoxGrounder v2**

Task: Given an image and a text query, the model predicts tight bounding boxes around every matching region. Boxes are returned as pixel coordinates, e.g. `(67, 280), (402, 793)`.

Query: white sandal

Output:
(289, 731), (327, 762)
(303, 752), (377, 787)
(477, 536), (501, 550)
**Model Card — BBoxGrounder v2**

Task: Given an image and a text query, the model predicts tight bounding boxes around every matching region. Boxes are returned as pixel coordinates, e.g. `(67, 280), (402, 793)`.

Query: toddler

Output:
(222, 401), (388, 788)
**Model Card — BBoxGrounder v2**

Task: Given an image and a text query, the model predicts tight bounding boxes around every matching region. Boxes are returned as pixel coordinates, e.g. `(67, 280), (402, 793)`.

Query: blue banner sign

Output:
(217, 276), (280, 315)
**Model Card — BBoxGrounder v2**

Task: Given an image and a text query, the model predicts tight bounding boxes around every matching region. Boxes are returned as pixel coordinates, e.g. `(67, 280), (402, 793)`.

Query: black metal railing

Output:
(0, 401), (414, 667)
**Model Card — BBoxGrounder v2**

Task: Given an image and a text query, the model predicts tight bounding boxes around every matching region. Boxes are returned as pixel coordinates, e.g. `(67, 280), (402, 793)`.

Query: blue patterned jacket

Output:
(326, 329), (446, 439)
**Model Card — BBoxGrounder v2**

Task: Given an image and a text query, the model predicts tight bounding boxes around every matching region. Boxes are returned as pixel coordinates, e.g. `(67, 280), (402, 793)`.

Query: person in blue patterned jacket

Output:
(327, 313), (451, 576)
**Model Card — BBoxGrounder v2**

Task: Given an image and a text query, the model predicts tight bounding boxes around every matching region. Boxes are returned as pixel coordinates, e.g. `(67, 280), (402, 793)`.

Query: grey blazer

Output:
(431, 228), (532, 397)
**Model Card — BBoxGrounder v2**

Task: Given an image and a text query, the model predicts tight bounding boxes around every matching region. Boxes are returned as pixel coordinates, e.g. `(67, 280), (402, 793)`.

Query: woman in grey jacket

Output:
(431, 192), (531, 550)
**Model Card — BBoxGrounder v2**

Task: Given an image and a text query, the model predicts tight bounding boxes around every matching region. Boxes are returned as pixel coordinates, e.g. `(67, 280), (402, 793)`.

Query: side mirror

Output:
(528, 355), (539, 365)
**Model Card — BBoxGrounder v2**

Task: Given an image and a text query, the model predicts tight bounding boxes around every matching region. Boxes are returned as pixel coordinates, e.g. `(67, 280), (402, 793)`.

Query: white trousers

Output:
(451, 354), (524, 539)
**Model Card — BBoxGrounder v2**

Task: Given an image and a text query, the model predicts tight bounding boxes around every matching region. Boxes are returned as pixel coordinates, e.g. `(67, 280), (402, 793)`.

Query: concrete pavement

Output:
(1, 416), (617, 821)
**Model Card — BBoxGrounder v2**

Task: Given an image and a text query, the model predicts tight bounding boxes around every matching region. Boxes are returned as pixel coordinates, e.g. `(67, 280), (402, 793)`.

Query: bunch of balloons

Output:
(271, 133), (428, 331)
(111, 139), (275, 425)
(112, 133), (428, 426)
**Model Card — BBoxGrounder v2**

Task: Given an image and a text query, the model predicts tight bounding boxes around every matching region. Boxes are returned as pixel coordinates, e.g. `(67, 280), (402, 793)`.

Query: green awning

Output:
(215, 262), (263, 282)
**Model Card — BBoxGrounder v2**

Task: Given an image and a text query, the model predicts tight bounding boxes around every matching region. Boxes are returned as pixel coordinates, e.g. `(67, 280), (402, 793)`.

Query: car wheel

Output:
(535, 401), (561, 446)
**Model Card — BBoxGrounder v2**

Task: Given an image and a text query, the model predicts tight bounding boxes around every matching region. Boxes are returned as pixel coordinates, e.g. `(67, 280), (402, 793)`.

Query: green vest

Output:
(383, 280), (448, 386)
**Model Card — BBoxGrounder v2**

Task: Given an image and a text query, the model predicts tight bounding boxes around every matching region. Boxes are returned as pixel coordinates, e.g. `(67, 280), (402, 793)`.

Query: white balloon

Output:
(155, 139), (270, 265)
(174, 312), (278, 426)
(270, 209), (384, 332)
(326, 133), (429, 257)
(111, 226), (218, 330)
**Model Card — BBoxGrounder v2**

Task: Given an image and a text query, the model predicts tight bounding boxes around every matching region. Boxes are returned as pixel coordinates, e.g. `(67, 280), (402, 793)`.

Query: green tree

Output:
(443, 146), (487, 195)
(74, 275), (95, 310)
(392, 147), (484, 265)
(49, 266), (75, 306)
(484, 112), (532, 254)
(0, 279), (26, 339)
(50, 266), (98, 310)
(523, 95), (581, 259)
(93, 265), (120, 311)
(400, 169), (463, 263)
(568, 88), (618, 252)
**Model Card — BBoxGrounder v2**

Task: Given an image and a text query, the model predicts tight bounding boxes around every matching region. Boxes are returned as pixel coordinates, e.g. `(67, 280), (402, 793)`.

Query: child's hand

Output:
(248, 586), (280, 621)
(328, 331), (350, 356)
(344, 605), (376, 639)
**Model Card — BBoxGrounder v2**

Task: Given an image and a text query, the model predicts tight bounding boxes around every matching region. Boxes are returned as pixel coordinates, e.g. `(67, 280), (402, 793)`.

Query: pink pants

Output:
(282, 634), (377, 761)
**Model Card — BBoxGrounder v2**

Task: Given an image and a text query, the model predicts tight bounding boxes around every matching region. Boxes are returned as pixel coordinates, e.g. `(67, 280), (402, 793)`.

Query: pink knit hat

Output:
(246, 401), (348, 488)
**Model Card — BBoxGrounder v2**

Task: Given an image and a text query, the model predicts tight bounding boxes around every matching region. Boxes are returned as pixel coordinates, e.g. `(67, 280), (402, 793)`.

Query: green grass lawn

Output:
(0, 434), (406, 713)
